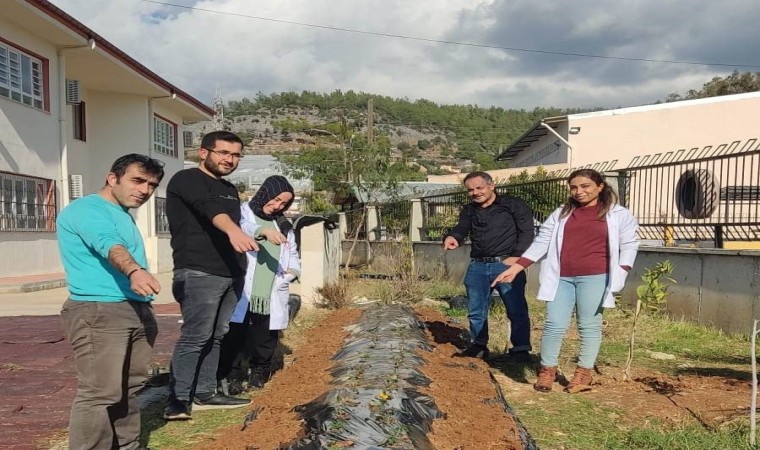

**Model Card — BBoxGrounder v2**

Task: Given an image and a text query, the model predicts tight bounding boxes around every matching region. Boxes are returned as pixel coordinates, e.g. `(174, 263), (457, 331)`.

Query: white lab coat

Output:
(230, 203), (301, 330)
(521, 204), (639, 308)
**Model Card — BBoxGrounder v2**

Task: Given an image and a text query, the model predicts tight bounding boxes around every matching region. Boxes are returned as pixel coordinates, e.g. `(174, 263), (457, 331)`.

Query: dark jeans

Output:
(169, 269), (242, 400)
(219, 312), (279, 381)
(463, 260), (531, 352)
(60, 298), (157, 450)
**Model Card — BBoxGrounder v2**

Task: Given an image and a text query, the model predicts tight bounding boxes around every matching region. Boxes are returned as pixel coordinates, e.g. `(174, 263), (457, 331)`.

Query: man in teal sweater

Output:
(57, 154), (164, 450)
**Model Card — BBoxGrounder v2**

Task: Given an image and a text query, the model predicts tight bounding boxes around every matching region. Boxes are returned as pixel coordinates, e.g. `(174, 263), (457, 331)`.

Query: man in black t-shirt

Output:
(164, 131), (259, 420)
(444, 171), (535, 362)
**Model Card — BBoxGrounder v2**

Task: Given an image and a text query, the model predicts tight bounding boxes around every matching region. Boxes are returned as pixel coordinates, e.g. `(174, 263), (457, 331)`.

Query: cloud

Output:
(53, 0), (760, 110)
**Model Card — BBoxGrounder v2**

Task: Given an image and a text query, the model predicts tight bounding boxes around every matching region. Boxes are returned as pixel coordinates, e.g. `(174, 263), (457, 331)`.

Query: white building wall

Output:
(512, 94), (760, 171)
(0, 20), (64, 276)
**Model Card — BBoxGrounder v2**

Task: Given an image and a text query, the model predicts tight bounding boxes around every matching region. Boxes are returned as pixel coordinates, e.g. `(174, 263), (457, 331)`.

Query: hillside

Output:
(185, 90), (592, 176)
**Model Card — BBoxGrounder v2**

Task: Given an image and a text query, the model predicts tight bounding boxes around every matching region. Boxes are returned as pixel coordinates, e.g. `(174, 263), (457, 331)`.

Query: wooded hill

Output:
(221, 91), (590, 173)
(191, 71), (759, 179)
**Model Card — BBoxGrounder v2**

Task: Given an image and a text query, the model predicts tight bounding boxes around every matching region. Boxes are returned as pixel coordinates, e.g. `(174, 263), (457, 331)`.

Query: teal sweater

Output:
(56, 194), (150, 302)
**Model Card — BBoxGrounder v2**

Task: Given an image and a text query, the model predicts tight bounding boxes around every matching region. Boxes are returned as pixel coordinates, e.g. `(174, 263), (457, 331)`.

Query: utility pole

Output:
(367, 98), (374, 147)
(212, 84), (224, 131)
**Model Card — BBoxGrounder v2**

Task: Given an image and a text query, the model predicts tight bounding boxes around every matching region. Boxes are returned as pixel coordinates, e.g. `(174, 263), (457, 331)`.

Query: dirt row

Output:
(197, 306), (525, 449)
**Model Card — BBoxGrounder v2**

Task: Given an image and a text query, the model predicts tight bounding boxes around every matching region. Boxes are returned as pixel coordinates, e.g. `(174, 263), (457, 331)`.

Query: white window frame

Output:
(153, 115), (177, 157)
(0, 41), (46, 111)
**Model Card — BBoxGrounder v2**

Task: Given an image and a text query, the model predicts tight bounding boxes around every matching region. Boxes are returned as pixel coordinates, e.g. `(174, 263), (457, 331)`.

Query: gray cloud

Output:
(54, 0), (760, 110)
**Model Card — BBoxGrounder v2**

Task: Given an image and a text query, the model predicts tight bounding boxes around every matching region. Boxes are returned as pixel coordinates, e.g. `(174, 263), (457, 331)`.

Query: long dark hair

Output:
(560, 169), (617, 219)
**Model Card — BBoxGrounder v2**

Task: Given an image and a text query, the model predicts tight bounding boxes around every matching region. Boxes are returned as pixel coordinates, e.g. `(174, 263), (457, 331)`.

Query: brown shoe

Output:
(533, 366), (557, 392)
(565, 367), (593, 393)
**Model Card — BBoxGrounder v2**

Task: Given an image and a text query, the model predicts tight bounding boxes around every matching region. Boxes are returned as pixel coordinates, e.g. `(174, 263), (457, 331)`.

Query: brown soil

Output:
(193, 306), (752, 450)
(195, 306), (526, 450)
(1, 303), (750, 449)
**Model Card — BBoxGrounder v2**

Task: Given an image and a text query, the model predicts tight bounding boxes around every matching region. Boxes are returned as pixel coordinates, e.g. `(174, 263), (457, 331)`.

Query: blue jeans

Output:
(540, 274), (607, 368)
(463, 261), (531, 352)
(169, 269), (243, 400)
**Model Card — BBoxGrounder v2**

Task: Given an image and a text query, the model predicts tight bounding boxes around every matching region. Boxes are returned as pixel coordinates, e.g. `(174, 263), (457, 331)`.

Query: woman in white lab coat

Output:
(218, 175), (300, 394)
(493, 169), (639, 393)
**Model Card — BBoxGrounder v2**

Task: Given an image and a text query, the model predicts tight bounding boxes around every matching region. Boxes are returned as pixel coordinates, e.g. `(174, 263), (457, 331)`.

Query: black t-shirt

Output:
(166, 168), (245, 277)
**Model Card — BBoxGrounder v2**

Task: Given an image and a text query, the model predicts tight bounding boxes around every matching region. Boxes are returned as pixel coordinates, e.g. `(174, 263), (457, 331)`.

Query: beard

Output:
(203, 157), (235, 177)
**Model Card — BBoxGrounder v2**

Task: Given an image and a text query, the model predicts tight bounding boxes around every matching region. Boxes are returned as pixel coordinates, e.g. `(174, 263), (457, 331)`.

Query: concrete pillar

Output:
(366, 205), (380, 242)
(410, 199), (423, 242)
(297, 222), (339, 308)
(337, 212), (348, 239)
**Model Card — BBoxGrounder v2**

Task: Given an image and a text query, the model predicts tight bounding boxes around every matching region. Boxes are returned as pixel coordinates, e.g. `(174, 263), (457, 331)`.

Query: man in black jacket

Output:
(444, 171), (534, 361)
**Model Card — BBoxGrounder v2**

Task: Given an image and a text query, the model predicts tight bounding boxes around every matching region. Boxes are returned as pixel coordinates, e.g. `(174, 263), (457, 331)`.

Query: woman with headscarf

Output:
(218, 175), (301, 394)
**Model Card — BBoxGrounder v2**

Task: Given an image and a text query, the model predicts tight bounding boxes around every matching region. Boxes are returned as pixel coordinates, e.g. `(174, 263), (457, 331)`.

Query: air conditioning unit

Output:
(65, 79), (81, 104)
(69, 174), (83, 199)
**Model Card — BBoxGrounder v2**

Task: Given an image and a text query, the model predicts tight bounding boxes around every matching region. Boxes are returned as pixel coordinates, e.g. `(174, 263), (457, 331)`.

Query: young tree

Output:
(624, 260), (676, 381)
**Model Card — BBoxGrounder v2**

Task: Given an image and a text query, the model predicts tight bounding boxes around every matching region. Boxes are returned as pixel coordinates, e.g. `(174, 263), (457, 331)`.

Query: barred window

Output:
(153, 115), (177, 157)
(0, 41), (46, 111)
(155, 196), (170, 234)
(0, 172), (57, 232)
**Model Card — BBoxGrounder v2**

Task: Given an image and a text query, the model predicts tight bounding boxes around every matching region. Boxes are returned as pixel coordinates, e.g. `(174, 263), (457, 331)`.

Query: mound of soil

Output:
(196, 307), (525, 449)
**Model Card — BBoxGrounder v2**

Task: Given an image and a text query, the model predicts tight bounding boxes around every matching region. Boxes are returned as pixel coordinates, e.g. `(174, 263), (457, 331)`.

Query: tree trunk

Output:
(344, 206), (368, 270)
(623, 299), (643, 382)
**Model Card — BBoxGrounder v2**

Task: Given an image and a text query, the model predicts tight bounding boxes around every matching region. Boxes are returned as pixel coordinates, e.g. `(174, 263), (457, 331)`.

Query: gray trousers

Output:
(169, 269), (242, 401)
(61, 299), (157, 450)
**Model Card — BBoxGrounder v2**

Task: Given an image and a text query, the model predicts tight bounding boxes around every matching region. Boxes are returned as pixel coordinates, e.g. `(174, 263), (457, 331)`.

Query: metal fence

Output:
(625, 141), (760, 246)
(0, 171), (57, 232)
(419, 179), (568, 241)
(378, 199), (411, 241)
(416, 141), (760, 248)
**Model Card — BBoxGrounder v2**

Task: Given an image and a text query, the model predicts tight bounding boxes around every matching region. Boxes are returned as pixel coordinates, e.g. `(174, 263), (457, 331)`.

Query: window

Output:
(153, 115), (177, 157)
(0, 172), (57, 232)
(155, 196), (170, 234)
(0, 40), (47, 111)
(73, 102), (86, 141)
(183, 130), (193, 147)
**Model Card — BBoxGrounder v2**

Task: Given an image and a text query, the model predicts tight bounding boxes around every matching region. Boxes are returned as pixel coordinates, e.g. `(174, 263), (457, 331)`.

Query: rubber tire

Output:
(675, 169), (719, 219)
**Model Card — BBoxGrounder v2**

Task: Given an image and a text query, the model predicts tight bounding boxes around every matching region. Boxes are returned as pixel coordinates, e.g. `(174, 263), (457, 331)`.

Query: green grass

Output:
(445, 296), (756, 450)
(141, 401), (246, 449)
(614, 422), (753, 450)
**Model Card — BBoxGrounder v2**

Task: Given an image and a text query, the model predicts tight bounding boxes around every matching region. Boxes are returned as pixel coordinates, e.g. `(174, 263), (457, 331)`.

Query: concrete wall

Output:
(407, 242), (760, 336)
(618, 247), (760, 335)
(0, 21), (64, 276)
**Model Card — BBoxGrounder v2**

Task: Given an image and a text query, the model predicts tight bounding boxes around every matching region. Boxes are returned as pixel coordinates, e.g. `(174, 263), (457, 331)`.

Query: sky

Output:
(53, 0), (760, 110)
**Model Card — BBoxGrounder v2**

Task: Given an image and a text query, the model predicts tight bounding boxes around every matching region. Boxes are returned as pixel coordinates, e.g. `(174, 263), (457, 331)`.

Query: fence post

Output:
(366, 205), (380, 242)
(409, 199), (423, 242)
(714, 225), (724, 249)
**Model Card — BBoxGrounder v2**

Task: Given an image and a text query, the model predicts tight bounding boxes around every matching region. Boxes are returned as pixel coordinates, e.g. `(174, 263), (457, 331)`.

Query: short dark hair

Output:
(201, 130), (244, 150)
(463, 171), (493, 184)
(110, 154), (165, 182)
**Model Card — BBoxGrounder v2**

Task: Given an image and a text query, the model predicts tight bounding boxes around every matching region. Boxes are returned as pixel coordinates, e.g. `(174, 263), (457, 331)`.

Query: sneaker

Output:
(192, 392), (251, 410)
(453, 343), (489, 360)
(163, 398), (192, 420)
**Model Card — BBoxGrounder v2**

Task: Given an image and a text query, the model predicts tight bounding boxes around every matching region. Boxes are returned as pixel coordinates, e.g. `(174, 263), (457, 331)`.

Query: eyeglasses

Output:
(203, 147), (244, 160)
